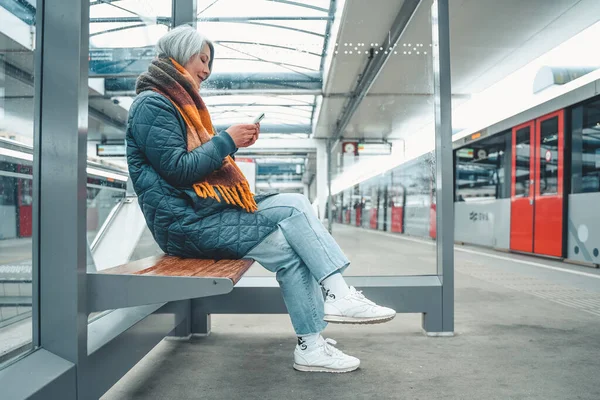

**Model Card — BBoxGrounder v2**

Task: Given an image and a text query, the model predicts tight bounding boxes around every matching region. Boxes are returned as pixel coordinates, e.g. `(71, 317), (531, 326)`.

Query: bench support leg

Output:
(421, 305), (453, 337)
(166, 300), (192, 340)
(191, 311), (211, 336)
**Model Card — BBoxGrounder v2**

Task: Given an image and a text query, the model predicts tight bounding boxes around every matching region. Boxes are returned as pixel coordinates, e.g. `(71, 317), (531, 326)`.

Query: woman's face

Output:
(184, 43), (211, 88)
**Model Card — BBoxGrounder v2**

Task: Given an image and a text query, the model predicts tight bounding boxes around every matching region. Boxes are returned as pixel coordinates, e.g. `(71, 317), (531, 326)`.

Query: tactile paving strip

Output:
(458, 261), (600, 317)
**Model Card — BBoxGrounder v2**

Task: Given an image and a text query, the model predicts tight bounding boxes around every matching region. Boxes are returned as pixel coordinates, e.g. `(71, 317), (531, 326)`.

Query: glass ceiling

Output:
(87, 0), (335, 138)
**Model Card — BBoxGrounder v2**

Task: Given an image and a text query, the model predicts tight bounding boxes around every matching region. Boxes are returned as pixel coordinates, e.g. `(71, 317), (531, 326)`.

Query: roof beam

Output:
(103, 72), (322, 95)
(173, 0), (197, 28)
(215, 40), (322, 57)
(236, 138), (317, 155)
(331, 0), (422, 145)
(213, 124), (311, 134)
(266, 0), (329, 13)
(89, 16), (331, 24)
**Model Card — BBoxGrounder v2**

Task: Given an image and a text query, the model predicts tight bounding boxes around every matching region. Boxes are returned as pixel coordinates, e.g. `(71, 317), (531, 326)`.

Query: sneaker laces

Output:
(349, 286), (375, 305)
(322, 338), (343, 357)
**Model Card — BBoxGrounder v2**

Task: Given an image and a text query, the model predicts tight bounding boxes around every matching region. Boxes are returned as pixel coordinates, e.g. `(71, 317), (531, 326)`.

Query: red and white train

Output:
(334, 76), (600, 267)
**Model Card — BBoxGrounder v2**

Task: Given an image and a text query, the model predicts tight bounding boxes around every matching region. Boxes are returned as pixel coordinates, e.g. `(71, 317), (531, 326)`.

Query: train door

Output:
(510, 111), (564, 257)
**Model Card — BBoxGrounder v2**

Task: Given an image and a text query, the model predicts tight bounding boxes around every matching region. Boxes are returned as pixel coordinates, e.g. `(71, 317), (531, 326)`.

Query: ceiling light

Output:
(0, 147), (32, 161)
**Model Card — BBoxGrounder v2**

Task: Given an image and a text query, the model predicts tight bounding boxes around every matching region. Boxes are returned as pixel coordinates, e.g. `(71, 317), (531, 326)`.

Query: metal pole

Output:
(431, 0), (454, 333)
(173, 0), (198, 28)
(31, 0), (44, 350)
(327, 139), (333, 233)
(36, 0), (90, 368)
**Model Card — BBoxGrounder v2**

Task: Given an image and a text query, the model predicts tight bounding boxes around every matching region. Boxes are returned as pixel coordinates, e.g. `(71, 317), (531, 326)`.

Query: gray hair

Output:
(156, 25), (214, 74)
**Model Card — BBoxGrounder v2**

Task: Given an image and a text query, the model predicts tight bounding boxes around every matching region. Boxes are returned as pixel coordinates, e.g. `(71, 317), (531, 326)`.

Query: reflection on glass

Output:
(331, 153), (437, 276)
(0, 2), (35, 367)
(86, 177), (127, 242)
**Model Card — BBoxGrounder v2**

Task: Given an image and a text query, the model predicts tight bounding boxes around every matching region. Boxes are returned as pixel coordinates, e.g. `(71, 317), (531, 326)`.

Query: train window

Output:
(0, 175), (17, 206)
(455, 132), (510, 201)
(539, 117), (559, 195)
(514, 127), (531, 198)
(571, 99), (600, 193)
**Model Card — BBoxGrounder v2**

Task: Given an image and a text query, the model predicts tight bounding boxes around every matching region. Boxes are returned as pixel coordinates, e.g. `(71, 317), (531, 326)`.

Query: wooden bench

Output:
(86, 255), (254, 313)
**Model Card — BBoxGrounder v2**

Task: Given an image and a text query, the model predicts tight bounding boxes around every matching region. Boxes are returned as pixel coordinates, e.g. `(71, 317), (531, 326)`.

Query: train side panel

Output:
(454, 199), (511, 249)
(567, 193), (600, 264)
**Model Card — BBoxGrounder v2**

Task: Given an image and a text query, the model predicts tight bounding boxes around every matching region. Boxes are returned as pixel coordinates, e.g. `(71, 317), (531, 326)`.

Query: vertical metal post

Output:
(31, 0), (44, 350)
(431, 0), (454, 333)
(173, 0), (198, 28)
(316, 139), (328, 221)
(327, 139), (333, 233)
(35, 0), (89, 374)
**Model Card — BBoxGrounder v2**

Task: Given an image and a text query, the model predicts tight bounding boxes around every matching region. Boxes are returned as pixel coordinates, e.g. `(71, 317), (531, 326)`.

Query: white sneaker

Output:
(324, 286), (396, 324)
(293, 337), (360, 373)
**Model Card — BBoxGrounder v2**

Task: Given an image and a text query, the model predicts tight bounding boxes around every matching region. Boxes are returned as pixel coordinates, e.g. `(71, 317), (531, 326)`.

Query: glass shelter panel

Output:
(0, 1), (36, 368)
(87, 0), (172, 272)
(329, 0), (438, 276)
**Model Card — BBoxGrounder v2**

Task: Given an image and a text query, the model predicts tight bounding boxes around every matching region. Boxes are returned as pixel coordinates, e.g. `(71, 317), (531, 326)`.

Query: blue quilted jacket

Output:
(126, 91), (277, 259)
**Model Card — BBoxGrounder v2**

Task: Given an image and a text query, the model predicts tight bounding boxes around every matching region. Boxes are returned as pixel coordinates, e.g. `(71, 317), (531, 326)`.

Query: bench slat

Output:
(137, 257), (218, 277)
(99, 255), (254, 285)
(194, 259), (254, 284)
(99, 255), (164, 275)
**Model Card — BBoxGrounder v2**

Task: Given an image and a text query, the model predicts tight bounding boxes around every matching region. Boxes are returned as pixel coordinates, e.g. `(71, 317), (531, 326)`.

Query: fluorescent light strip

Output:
(0, 148), (128, 182)
(86, 167), (129, 182)
(0, 147), (33, 161)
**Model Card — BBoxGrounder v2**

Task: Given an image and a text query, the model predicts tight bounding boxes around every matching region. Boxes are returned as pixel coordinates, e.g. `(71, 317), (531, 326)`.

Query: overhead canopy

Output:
(86, 0), (335, 139)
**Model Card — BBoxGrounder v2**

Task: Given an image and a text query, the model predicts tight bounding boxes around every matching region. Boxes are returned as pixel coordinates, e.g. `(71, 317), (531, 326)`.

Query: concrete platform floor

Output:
(102, 225), (600, 400)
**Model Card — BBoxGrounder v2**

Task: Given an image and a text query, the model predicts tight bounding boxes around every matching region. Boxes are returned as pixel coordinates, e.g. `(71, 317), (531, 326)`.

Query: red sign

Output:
(342, 142), (358, 155)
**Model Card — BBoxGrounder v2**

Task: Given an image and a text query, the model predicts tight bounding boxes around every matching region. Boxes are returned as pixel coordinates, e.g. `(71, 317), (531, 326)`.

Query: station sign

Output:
(97, 143), (126, 157)
(357, 142), (391, 156)
(89, 47), (154, 76)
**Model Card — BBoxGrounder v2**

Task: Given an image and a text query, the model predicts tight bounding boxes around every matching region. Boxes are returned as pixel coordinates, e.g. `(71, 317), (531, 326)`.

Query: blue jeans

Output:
(244, 193), (350, 335)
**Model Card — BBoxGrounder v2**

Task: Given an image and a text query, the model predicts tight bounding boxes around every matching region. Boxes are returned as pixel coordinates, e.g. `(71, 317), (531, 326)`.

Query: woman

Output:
(126, 25), (396, 373)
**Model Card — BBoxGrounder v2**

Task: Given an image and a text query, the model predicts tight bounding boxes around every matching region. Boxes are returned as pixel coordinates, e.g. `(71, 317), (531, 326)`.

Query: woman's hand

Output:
(226, 123), (260, 148)
(226, 124), (258, 148)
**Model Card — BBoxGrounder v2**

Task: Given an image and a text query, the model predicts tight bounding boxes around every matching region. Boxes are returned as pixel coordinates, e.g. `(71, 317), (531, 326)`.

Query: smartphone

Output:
(253, 113), (265, 124)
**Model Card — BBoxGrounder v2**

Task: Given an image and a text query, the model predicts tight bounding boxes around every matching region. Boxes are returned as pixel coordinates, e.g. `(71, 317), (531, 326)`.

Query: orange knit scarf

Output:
(136, 57), (257, 212)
